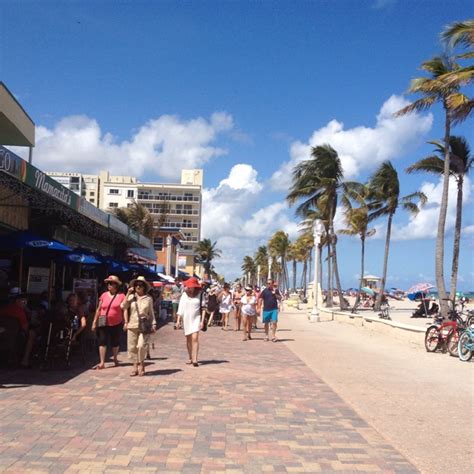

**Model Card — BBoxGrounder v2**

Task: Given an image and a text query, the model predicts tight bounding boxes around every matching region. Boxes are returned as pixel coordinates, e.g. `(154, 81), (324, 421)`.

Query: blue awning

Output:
(0, 231), (72, 251)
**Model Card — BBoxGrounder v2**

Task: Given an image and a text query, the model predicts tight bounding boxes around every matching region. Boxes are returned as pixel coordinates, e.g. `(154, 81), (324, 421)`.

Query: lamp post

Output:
(166, 235), (172, 276)
(310, 219), (324, 323)
(267, 255), (272, 281)
(175, 243), (180, 279)
(257, 264), (261, 287)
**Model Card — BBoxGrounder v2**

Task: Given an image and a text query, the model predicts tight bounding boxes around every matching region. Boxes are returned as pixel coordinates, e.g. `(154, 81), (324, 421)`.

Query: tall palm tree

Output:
(293, 233), (313, 295)
(407, 136), (473, 301)
(340, 182), (376, 312)
(396, 55), (461, 317)
(368, 162), (427, 310)
(443, 20), (474, 51)
(287, 242), (299, 292)
(241, 255), (257, 285)
(268, 231), (290, 291)
(195, 238), (222, 276)
(287, 144), (347, 309)
(254, 245), (269, 286)
(113, 200), (155, 239)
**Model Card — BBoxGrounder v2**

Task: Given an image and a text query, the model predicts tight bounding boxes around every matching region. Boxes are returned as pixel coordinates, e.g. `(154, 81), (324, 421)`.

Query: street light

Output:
(310, 219), (324, 323)
(267, 255), (272, 281)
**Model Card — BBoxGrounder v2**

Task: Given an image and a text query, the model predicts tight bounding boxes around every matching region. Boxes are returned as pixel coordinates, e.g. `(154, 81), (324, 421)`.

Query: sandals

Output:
(138, 365), (145, 376)
(94, 364), (105, 370)
(130, 370), (138, 377)
(272, 337), (278, 343)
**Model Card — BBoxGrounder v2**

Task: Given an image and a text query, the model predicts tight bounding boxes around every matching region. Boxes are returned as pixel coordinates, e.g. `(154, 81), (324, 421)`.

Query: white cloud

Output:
(201, 165), (299, 278)
(392, 176), (472, 240)
(270, 95), (433, 191)
(14, 112), (234, 180)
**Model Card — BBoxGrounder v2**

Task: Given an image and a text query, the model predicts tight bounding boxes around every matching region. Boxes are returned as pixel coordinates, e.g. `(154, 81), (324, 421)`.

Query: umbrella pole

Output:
(48, 260), (55, 305)
(18, 248), (24, 290)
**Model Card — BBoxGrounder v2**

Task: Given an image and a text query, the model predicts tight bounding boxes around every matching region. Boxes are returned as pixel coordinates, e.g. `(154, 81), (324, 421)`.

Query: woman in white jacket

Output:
(177, 277), (204, 367)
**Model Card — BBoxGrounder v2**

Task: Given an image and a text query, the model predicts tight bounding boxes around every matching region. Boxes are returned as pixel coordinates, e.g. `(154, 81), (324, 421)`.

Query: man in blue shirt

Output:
(257, 279), (282, 342)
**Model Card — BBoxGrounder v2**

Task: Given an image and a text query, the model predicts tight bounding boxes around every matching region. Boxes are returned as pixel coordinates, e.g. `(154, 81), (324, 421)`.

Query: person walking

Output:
(257, 279), (282, 342)
(241, 287), (257, 341)
(218, 283), (232, 331)
(205, 285), (218, 327)
(92, 276), (126, 369)
(232, 284), (244, 331)
(177, 277), (204, 367)
(121, 276), (156, 376)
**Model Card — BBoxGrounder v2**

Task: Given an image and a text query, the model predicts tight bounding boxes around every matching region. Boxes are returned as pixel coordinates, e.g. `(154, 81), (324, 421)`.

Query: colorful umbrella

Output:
(407, 283), (435, 294)
(361, 286), (375, 296)
(0, 231), (72, 251)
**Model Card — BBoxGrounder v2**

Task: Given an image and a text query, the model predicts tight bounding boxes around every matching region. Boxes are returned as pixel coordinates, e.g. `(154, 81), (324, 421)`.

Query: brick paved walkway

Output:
(0, 324), (417, 473)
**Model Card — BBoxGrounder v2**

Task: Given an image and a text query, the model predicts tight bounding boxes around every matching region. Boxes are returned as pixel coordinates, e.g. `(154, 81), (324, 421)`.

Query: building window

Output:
(90, 198), (95, 203)
(71, 177), (80, 183)
(109, 189), (119, 195)
(109, 202), (118, 208)
(127, 190), (134, 198)
(90, 191), (95, 197)
(153, 237), (164, 251)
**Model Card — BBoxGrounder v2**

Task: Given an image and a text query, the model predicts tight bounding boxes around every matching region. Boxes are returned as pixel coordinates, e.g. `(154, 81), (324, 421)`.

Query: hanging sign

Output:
(27, 267), (50, 294)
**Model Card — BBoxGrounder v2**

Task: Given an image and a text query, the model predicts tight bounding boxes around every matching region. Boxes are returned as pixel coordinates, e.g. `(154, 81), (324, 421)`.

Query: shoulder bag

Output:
(134, 297), (153, 335)
(98, 294), (117, 327)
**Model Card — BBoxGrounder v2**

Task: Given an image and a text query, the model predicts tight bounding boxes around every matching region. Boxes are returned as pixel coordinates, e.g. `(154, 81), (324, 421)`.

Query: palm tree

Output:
(340, 182), (376, 312)
(268, 231), (290, 291)
(241, 255), (257, 285)
(396, 55), (461, 317)
(407, 136), (473, 301)
(287, 242), (299, 292)
(368, 162), (427, 310)
(287, 144), (347, 309)
(195, 238), (222, 276)
(112, 200), (155, 239)
(439, 21), (474, 124)
(254, 245), (269, 286)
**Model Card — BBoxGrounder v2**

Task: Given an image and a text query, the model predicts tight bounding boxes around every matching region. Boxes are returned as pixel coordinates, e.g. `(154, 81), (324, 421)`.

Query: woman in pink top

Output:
(92, 275), (126, 369)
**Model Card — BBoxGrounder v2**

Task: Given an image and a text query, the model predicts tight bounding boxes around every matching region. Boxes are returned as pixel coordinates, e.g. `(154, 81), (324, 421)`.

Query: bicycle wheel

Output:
(425, 325), (440, 352)
(447, 328), (460, 357)
(458, 332), (473, 362)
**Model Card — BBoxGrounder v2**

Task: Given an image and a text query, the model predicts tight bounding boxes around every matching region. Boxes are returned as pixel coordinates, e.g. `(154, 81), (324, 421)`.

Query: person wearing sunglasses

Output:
(92, 276), (126, 370)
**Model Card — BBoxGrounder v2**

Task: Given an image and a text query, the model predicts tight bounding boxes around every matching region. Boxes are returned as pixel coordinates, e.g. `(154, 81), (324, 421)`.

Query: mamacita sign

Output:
(32, 169), (75, 208)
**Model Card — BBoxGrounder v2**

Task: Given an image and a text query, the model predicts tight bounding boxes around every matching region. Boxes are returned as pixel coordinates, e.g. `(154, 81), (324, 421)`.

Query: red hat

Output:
(184, 277), (202, 289)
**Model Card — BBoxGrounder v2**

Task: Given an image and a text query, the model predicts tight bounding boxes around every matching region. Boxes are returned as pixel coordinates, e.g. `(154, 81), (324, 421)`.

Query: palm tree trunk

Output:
(302, 259), (307, 296)
(353, 236), (365, 313)
(331, 236), (346, 309)
(436, 107), (451, 318)
(326, 241), (333, 307)
(375, 213), (393, 310)
(292, 259), (297, 292)
(449, 176), (463, 301)
(318, 244), (323, 300)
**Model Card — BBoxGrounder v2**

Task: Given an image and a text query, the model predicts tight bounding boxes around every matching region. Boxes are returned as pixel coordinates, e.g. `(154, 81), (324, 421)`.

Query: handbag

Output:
(134, 298), (153, 335)
(98, 294), (117, 327)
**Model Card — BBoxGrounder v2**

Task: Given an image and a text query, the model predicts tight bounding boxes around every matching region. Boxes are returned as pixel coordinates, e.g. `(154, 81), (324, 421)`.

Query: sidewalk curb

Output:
(284, 306), (426, 347)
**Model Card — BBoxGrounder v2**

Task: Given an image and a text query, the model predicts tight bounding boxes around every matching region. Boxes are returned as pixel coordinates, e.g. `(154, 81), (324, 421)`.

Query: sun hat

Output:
(245, 286), (253, 292)
(184, 277), (202, 289)
(104, 275), (122, 285)
(129, 276), (151, 292)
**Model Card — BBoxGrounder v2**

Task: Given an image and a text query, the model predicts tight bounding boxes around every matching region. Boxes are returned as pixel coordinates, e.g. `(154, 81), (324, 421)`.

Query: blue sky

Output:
(2, 0), (473, 289)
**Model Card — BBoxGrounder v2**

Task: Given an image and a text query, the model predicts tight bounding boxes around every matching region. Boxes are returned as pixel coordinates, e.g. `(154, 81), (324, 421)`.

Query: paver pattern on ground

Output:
(0, 323), (417, 473)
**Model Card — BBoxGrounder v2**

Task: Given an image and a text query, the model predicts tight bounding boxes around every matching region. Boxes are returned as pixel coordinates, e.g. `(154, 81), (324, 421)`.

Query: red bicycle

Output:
(425, 299), (466, 353)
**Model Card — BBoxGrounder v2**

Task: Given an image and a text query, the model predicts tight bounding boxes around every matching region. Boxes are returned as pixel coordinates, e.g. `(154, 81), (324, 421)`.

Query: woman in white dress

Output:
(241, 287), (257, 341)
(177, 277), (204, 367)
(218, 283), (232, 331)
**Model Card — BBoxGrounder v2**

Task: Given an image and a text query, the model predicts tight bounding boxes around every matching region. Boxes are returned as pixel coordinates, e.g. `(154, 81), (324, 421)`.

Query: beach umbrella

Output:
(407, 283), (435, 294)
(65, 253), (102, 265)
(360, 286), (375, 296)
(0, 231), (72, 251)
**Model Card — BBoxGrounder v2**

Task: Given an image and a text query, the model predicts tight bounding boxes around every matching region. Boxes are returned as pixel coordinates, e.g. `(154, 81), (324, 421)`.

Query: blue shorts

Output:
(262, 309), (278, 323)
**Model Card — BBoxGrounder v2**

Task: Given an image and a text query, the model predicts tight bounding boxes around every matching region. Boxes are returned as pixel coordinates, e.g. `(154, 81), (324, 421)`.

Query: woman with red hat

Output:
(177, 277), (204, 367)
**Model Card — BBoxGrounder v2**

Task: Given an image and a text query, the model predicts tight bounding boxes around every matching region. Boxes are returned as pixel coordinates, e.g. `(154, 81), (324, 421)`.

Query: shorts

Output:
(172, 302), (179, 311)
(242, 312), (256, 318)
(262, 309), (278, 323)
(97, 324), (122, 347)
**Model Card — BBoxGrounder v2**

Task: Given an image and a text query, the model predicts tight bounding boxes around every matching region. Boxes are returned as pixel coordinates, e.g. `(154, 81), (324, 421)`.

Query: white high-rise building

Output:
(46, 169), (203, 275)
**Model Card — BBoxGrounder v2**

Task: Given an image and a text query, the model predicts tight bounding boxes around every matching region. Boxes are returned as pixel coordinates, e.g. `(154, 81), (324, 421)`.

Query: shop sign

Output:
(178, 256), (187, 269)
(27, 266), (50, 294)
(25, 167), (78, 209)
(0, 145), (26, 180)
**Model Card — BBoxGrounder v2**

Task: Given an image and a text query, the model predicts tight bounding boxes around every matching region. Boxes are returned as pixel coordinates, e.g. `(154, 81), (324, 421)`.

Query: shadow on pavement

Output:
(145, 368), (182, 376)
(199, 359), (229, 366)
